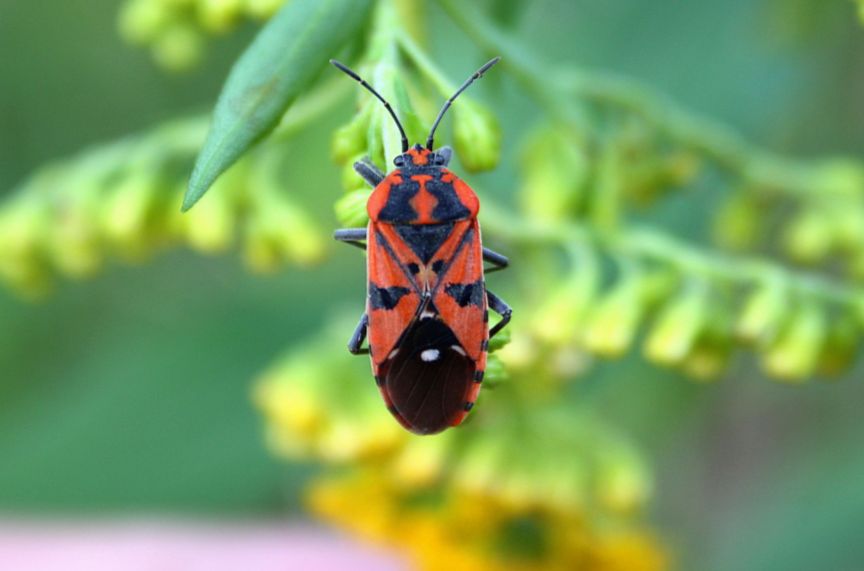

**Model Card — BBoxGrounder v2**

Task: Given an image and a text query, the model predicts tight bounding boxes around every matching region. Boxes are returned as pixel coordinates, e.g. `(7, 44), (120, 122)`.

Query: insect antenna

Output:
(425, 57), (501, 150)
(330, 59), (409, 153)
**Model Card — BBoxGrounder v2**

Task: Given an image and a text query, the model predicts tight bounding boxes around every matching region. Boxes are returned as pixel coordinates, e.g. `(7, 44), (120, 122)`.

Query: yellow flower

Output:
(253, 323), (408, 463)
(305, 466), (667, 571)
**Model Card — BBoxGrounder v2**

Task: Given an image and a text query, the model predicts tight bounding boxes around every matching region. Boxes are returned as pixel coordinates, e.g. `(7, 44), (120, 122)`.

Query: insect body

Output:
(332, 58), (511, 435)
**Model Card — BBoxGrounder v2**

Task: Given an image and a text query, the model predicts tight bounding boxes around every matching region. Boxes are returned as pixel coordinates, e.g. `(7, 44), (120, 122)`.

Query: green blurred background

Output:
(1, 1), (863, 569)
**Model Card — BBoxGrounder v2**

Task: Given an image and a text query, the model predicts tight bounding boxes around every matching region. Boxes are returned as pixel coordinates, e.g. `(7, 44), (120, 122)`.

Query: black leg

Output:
(334, 227), (367, 251)
(348, 313), (369, 355)
(354, 157), (385, 188)
(487, 290), (512, 338)
(483, 247), (509, 274)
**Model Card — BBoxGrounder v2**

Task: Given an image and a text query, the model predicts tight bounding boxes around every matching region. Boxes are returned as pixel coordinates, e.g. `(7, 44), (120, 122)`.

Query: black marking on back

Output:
(395, 223), (454, 264)
(445, 279), (485, 308)
(378, 179), (419, 223)
(427, 177), (471, 221)
(369, 283), (411, 310)
(431, 260), (445, 273)
(373, 230), (423, 297)
(378, 317), (475, 435)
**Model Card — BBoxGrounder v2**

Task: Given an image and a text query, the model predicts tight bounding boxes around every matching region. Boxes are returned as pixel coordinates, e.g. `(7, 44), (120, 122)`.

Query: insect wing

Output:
(432, 219), (488, 362)
(366, 222), (422, 365)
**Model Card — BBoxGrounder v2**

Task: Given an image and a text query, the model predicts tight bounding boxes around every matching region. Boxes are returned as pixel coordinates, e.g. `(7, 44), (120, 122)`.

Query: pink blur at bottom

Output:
(0, 521), (407, 571)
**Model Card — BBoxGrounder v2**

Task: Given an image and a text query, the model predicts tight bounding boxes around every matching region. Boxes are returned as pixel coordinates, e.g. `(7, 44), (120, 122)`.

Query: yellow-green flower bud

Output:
(584, 271), (644, 357)
(47, 184), (103, 279)
(478, 353), (509, 387)
(644, 283), (709, 366)
(487, 325), (511, 353)
(713, 190), (760, 251)
(518, 125), (588, 222)
(452, 99), (501, 173)
(243, 219), (279, 272)
(783, 208), (832, 263)
(332, 108), (372, 166)
(0, 195), (51, 296)
(531, 250), (599, 345)
(334, 189), (370, 228)
(197, 0), (243, 33)
(817, 315), (859, 376)
(244, 189), (324, 271)
(151, 24), (204, 72)
(183, 178), (239, 253)
(341, 155), (370, 193)
(761, 301), (825, 381)
(736, 280), (787, 345)
(118, 0), (171, 45)
(682, 332), (731, 381)
(100, 171), (161, 259)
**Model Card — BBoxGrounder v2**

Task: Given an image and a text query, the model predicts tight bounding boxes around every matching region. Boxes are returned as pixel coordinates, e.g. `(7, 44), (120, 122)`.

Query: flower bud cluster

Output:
(301, 411), (662, 571)
(119, 0), (287, 70)
(515, 235), (861, 382)
(0, 119), (324, 296)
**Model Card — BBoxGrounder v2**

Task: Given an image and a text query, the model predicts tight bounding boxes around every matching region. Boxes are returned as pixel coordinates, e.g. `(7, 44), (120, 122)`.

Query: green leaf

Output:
(183, 0), (373, 212)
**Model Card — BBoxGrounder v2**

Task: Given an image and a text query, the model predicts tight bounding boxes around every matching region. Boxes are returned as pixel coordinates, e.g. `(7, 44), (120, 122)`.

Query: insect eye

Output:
(394, 156), (405, 167)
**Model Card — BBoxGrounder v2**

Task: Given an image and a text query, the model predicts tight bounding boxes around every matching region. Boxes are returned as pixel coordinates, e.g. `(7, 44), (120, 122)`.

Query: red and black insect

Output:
(332, 58), (511, 435)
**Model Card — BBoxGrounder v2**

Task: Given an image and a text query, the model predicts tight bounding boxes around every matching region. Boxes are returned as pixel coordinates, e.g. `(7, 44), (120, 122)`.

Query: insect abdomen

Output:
(377, 317), (475, 435)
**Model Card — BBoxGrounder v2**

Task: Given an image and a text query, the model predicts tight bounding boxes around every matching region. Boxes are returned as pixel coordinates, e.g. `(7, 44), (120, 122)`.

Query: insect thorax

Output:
(368, 166), (479, 225)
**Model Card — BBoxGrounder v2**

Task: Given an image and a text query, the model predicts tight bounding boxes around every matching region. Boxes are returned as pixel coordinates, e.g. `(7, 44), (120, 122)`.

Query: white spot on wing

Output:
(450, 345), (466, 356)
(420, 349), (441, 362)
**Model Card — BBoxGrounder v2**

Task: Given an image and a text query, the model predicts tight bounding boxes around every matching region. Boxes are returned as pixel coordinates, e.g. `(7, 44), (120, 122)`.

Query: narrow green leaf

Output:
(183, 0), (373, 211)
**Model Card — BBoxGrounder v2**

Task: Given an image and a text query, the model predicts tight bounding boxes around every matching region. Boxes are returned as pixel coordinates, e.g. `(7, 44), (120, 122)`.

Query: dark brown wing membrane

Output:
(378, 316), (475, 435)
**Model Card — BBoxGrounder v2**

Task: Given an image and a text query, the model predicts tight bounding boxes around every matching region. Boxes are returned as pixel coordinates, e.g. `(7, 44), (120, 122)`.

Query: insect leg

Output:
(353, 157), (385, 188)
(348, 313), (370, 355)
(334, 228), (367, 251)
(486, 290), (512, 339)
(483, 247), (509, 274)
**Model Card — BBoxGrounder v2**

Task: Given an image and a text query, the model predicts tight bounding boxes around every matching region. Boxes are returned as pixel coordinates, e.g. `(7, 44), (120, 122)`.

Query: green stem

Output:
(438, 0), (864, 200)
(368, 0), (406, 161)
(558, 69), (860, 198)
(396, 30), (457, 97)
